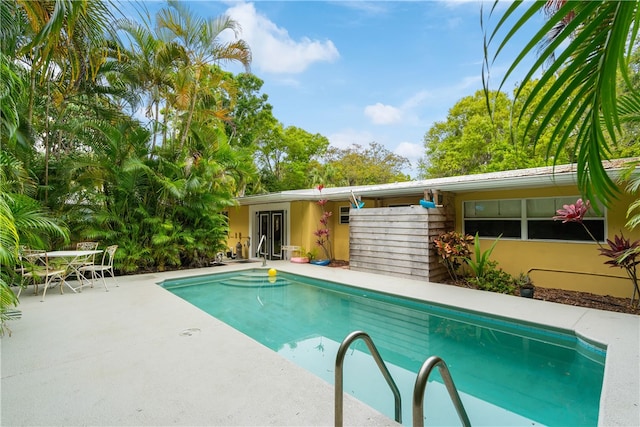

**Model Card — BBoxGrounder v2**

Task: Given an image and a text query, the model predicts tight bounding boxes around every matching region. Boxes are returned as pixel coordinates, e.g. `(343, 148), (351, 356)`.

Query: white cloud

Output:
(364, 103), (403, 125)
(395, 142), (423, 164)
(225, 2), (340, 74)
(327, 129), (374, 149)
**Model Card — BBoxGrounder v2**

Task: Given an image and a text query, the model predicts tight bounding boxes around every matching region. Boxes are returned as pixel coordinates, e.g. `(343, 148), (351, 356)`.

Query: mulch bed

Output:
(330, 261), (639, 315)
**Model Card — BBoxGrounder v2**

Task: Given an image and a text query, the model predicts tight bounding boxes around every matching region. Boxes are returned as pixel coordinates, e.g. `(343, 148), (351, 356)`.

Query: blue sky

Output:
(124, 1), (542, 177)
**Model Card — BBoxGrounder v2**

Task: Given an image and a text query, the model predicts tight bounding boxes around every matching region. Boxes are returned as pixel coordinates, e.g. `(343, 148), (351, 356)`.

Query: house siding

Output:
(455, 186), (640, 298)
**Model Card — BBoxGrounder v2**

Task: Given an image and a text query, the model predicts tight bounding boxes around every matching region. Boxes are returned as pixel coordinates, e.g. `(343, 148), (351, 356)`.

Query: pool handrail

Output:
(413, 355), (471, 427)
(335, 330), (402, 426)
(256, 235), (267, 266)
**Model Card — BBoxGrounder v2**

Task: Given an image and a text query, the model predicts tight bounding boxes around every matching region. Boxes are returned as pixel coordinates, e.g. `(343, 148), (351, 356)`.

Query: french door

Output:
(255, 210), (285, 260)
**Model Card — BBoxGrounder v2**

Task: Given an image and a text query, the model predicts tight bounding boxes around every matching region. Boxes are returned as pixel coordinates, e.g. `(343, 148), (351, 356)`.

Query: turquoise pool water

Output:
(161, 269), (605, 426)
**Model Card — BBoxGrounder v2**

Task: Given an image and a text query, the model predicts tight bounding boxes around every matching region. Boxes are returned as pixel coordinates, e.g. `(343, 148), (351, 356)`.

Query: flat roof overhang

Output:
(236, 160), (638, 206)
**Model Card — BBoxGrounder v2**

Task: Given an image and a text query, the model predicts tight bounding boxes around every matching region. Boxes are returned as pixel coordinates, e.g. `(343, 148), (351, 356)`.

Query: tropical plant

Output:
(156, 0), (251, 152)
(599, 234), (640, 307)
(552, 198), (603, 246)
(469, 261), (516, 294)
(313, 185), (333, 261)
(0, 160), (69, 336)
(514, 272), (535, 290)
(554, 197), (639, 306)
(465, 232), (502, 279)
(432, 231), (474, 281)
(483, 0), (640, 208)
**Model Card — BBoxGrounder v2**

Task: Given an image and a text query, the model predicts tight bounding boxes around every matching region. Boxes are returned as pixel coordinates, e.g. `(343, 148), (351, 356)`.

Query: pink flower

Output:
(317, 184), (324, 192)
(317, 199), (328, 206)
(553, 198), (590, 223)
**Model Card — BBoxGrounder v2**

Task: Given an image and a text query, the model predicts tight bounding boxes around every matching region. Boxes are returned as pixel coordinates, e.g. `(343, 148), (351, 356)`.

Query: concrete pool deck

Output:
(2, 261), (639, 426)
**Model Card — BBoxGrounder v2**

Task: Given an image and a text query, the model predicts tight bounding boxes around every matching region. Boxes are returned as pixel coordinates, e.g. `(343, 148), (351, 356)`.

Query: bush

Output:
(433, 231), (474, 281)
(469, 261), (516, 294)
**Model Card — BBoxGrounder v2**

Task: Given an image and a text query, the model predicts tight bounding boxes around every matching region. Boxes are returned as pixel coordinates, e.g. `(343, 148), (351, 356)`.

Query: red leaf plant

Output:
(600, 234), (640, 307)
(314, 185), (333, 261)
(555, 198), (639, 306)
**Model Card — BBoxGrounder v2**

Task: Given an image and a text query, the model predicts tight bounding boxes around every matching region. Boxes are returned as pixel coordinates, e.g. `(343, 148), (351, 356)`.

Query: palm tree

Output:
(156, 0), (251, 152)
(12, 0), (120, 201)
(117, 13), (184, 152)
(483, 1), (640, 208)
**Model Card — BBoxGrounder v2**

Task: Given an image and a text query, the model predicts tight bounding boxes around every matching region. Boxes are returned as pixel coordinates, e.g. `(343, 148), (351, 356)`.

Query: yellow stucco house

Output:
(226, 159), (639, 299)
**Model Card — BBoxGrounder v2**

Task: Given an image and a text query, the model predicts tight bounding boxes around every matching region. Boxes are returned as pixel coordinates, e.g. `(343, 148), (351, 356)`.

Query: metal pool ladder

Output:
(335, 331), (402, 426)
(334, 330), (471, 427)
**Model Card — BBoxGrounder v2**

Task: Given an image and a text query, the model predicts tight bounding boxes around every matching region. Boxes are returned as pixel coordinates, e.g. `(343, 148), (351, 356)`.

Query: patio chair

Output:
(78, 245), (118, 291)
(65, 241), (99, 284)
(17, 250), (66, 302)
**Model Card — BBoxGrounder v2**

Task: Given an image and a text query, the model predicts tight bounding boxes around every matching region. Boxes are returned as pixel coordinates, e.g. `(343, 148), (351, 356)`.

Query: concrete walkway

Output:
(2, 262), (639, 426)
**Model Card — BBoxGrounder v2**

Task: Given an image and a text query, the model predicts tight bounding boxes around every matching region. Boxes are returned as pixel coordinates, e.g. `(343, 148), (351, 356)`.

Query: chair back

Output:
(18, 249), (56, 277)
(76, 242), (98, 250)
(103, 245), (118, 267)
(75, 242), (99, 264)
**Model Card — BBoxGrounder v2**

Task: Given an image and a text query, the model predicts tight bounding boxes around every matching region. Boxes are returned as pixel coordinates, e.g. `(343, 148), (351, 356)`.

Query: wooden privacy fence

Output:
(349, 205), (453, 282)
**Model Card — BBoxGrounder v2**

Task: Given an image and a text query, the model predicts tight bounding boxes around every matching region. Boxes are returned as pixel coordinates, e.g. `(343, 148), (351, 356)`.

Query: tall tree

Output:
(255, 124), (329, 192)
(419, 85), (577, 178)
(323, 142), (410, 186)
(156, 0), (251, 152)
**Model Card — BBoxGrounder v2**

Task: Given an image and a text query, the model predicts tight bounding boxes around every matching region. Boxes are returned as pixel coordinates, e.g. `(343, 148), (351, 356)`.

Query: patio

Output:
(2, 262), (638, 426)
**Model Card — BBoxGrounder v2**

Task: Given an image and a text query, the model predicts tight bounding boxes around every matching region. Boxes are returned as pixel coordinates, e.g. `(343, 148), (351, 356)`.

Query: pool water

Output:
(161, 269), (605, 426)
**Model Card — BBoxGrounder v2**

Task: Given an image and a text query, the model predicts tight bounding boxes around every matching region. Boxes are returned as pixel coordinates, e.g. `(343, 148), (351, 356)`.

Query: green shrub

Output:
(466, 232), (502, 279)
(469, 261), (515, 294)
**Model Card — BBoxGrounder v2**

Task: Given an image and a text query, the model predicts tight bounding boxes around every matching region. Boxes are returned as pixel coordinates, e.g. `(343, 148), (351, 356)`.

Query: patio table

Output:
(45, 250), (103, 293)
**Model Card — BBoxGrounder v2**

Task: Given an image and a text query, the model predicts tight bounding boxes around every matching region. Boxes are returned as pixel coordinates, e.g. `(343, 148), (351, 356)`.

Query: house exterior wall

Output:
(233, 180), (637, 298)
(454, 186), (639, 298)
(226, 205), (250, 258)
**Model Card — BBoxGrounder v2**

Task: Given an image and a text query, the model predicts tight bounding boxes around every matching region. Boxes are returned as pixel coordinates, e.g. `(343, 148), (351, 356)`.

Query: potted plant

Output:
(515, 273), (535, 298)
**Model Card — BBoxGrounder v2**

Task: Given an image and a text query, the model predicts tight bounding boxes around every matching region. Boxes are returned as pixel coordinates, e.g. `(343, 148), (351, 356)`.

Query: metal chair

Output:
(78, 245), (118, 291)
(17, 250), (66, 302)
(65, 242), (99, 285)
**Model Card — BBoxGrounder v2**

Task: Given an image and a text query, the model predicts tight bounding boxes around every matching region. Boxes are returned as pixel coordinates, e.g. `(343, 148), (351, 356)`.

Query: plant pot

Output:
(520, 287), (535, 298)
(310, 259), (331, 266)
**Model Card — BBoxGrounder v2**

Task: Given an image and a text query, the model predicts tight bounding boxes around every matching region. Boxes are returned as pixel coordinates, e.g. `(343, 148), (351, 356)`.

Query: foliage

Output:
(313, 185), (333, 261)
(483, 1), (640, 208)
(469, 261), (516, 294)
(599, 234), (640, 307)
(0, 151), (69, 336)
(419, 88), (571, 178)
(514, 272), (534, 290)
(465, 232), (502, 279)
(432, 231), (474, 281)
(255, 125), (329, 192)
(623, 161), (640, 230)
(321, 142), (410, 186)
(554, 198), (639, 306)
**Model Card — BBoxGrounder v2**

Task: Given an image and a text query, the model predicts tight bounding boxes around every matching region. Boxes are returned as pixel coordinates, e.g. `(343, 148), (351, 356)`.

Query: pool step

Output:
(221, 274), (291, 288)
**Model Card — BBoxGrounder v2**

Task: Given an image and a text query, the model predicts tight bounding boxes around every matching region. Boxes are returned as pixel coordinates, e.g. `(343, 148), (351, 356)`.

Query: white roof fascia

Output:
(237, 159), (638, 206)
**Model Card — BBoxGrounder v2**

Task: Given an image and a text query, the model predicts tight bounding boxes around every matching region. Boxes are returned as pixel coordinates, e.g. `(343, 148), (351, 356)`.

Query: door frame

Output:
(248, 202), (291, 260)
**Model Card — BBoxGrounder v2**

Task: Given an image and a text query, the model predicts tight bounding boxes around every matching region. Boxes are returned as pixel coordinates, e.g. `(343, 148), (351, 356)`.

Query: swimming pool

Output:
(161, 269), (605, 426)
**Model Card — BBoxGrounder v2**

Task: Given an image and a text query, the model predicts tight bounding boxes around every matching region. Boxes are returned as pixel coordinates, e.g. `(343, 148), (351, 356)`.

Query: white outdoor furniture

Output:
(18, 250), (67, 302)
(280, 245), (301, 260)
(79, 245), (118, 291)
(45, 249), (103, 292)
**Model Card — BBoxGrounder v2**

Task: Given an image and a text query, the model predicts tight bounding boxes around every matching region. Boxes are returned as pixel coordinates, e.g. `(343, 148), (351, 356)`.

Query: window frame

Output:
(462, 197), (606, 243)
(339, 206), (350, 225)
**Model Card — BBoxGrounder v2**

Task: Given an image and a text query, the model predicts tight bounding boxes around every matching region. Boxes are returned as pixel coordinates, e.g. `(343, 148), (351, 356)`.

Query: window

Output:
(463, 200), (522, 238)
(463, 197), (605, 242)
(339, 206), (350, 224)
